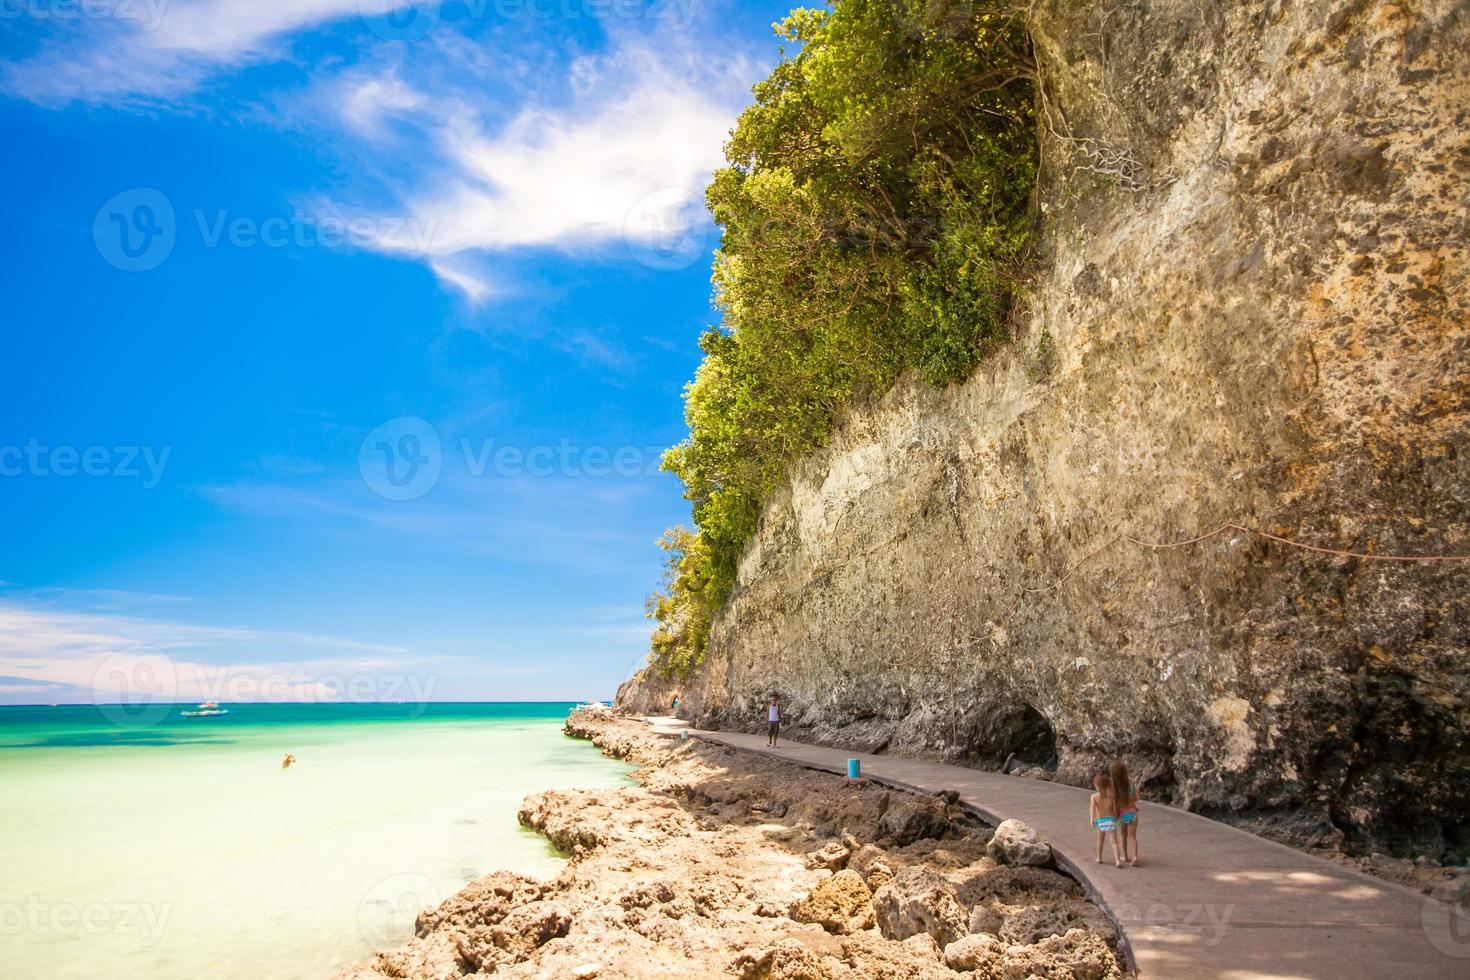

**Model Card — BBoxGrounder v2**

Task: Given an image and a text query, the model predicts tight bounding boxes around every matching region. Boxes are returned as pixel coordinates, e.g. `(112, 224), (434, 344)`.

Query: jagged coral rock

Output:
(987, 820), (1053, 868)
(334, 715), (1123, 980)
(872, 867), (970, 947)
(999, 927), (1122, 980)
(790, 869), (874, 934)
(804, 841), (851, 872)
(944, 932), (1007, 975)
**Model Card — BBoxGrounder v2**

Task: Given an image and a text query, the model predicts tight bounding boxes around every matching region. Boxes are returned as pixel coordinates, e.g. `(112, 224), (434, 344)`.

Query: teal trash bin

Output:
(847, 758), (861, 779)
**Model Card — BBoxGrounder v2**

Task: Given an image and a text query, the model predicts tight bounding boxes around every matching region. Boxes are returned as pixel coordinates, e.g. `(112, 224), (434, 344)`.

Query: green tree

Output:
(645, 526), (715, 677)
(649, 0), (1036, 676)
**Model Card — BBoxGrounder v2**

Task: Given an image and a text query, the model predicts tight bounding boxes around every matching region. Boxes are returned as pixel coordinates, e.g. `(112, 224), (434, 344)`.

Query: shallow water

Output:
(0, 703), (632, 979)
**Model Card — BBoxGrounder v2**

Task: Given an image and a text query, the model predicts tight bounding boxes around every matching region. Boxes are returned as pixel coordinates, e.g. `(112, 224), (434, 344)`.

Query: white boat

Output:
(181, 702), (229, 718)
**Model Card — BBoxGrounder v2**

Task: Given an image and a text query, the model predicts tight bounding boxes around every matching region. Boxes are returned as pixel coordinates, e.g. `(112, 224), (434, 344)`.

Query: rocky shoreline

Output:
(334, 707), (1129, 978)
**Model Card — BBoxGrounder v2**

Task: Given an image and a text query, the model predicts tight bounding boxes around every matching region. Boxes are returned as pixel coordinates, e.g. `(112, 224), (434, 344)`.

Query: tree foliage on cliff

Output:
(647, 0), (1037, 675)
(644, 526), (713, 678)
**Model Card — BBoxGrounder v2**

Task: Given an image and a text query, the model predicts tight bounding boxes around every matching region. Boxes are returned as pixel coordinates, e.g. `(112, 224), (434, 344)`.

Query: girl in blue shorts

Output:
(1112, 760), (1141, 866)
(1091, 772), (1124, 867)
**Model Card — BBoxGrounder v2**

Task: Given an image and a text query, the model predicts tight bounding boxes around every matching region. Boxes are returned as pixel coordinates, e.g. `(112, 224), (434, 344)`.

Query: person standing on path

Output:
(766, 696), (781, 747)
(1091, 773), (1124, 868)
(1111, 760), (1142, 866)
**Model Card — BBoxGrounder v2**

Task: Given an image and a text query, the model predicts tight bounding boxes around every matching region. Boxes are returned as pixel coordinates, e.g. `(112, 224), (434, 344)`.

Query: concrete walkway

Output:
(642, 717), (1469, 979)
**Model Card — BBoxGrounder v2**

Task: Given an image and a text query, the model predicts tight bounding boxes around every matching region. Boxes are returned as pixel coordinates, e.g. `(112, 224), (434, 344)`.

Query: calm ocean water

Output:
(0, 702), (632, 980)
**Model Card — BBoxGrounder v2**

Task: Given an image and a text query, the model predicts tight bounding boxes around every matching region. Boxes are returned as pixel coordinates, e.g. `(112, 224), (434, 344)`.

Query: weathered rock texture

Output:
(332, 711), (1125, 979)
(622, 0), (1470, 858)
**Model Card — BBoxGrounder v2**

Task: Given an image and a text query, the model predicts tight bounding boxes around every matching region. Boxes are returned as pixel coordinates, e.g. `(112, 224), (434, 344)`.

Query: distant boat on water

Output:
(181, 701), (229, 718)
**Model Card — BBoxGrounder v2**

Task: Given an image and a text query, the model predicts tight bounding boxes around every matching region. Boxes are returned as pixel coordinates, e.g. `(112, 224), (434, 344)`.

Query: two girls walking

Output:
(1090, 761), (1141, 867)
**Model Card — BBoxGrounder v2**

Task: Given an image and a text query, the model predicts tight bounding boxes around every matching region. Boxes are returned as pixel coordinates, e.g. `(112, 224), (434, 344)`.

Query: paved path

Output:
(642, 717), (1469, 979)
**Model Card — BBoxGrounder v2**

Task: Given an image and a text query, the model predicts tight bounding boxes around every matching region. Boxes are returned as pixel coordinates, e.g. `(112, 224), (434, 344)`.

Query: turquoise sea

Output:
(0, 702), (633, 980)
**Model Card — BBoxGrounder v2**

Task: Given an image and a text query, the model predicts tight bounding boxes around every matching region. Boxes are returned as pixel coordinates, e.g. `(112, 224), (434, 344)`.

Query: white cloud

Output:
(0, 0), (438, 105)
(144, 0), (383, 55)
(338, 69), (426, 137)
(0, 601), (409, 660)
(0, 585), (194, 607)
(309, 35), (750, 300)
(0, 682), (63, 695)
(2, 1), (763, 299)
(429, 256), (500, 304)
(0, 600), (437, 704)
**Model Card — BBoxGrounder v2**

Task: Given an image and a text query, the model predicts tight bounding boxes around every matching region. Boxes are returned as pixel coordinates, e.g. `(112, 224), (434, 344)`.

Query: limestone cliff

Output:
(621, 0), (1470, 857)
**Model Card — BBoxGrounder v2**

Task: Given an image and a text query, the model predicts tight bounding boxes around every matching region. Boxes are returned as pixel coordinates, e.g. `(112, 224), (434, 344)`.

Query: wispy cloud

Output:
(558, 329), (635, 372)
(429, 256), (505, 305)
(0, 599), (440, 705)
(0, 601), (410, 660)
(3, 2), (761, 301)
(0, 680), (64, 696)
(0, 0), (426, 106)
(303, 32), (750, 301)
(197, 466), (661, 574)
(0, 585), (195, 609)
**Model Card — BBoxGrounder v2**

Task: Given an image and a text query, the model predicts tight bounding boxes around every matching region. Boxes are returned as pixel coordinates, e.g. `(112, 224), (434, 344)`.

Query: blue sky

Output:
(0, 0), (794, 704)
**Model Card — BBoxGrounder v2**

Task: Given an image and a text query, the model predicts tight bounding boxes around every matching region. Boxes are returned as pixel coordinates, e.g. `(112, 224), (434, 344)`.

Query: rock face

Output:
(621, 0), (1470, 858)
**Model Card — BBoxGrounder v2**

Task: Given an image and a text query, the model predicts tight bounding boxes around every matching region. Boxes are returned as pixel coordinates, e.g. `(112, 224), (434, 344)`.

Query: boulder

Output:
(999, 903), (1087, 945)
(986, 820), (1053, 868)
(943, 932), (1006, 974)
(790, 869), (874, 934)
(804, 841), (851, 872)
(848, 843), (885, 874)
(879, 797), (950, 845)
(872, 867), (969, 947)
(849, 843), (897, 890)
(732, 938), (832, 980)
(951, 865), (1080, 907)
(902, 932), (943, 960)
(1000, 927), (1121, 980)
(866, 860), (895, 891)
